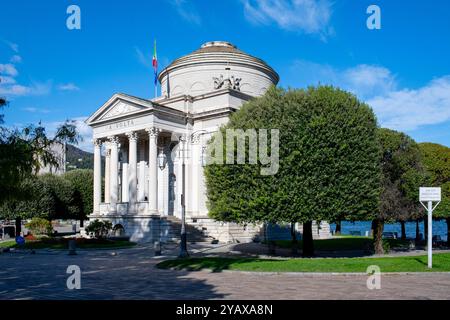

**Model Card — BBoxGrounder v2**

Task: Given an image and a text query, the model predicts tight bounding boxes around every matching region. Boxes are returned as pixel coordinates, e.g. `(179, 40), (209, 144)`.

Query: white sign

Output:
(419, 187), (441, 202)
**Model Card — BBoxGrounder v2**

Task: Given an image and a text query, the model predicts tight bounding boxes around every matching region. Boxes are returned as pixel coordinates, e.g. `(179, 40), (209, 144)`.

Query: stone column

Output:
(198, 145), (207, 214)
(93, 139), (102, 214)
(122, 163), (129, 203)
(138, 161), (146, 202)
(108, 136), (120, 213)
(158, 149), (164, 214)
(146, 127), (160, 214)
(190, 134), (201, 215)
(162, 145), (170, 216)
(127, 132), (138, 212)
(104, 145), (111, 204)
(176, 135), (186, 219)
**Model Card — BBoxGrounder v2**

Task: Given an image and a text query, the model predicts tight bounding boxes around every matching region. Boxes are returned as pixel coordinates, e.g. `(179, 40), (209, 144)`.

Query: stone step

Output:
(162, 216), (215, 243)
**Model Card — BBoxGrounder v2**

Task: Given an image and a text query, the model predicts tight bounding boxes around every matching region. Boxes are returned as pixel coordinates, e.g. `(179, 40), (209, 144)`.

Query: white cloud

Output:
(0, 49), (52, 98)
(288, 60), (397, 99)
(58, 83), (80, 91)
(0, 63), (18, 77)
(169, 0), (201, 25)
(368, 76), (450, 131)
(0, 81), (52, 96)
(343, 65), (397, 99)
(242, 0), (333, 38)
(3, 40), (19, 53)
(134, 47), (151, 68)
(22, 107), (51, 114)
(0, 76), (16, 85)
(42, 116), (93, 152)
(10, 55), (22, 63)
(287, 60), (450, 131)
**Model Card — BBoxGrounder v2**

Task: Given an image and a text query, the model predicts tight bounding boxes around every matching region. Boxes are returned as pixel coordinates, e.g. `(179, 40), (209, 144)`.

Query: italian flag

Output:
(152, 40), (158, 85)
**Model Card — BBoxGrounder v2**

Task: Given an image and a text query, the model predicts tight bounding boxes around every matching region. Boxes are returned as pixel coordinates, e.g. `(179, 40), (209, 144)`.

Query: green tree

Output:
(63, 169), (94, 227)
(373, 129), (426, 253)
(1, 99), (80, 235)
(38, 174), (79, 220)
(0, 174), (79, 222)
(205, 86), (381, 256)
(419, 143), (450, 246)
(0, 176), (54, 221)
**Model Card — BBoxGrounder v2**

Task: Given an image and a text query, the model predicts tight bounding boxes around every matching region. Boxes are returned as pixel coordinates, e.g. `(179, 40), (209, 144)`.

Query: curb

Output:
(221, 270), (450, 276)
(159, 266), (450, 276)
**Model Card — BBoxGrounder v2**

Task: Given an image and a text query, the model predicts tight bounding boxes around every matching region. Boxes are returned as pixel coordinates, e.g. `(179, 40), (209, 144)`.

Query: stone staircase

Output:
(163, 216), (215, 243)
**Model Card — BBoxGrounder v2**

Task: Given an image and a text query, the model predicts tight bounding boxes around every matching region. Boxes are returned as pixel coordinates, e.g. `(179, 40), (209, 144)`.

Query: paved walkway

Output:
(1, 243), (450, 300)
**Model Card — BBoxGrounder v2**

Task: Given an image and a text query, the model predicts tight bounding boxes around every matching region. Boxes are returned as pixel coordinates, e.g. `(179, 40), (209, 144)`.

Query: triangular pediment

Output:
(101, 100), (144, 120)
(86, 93), (154, 125)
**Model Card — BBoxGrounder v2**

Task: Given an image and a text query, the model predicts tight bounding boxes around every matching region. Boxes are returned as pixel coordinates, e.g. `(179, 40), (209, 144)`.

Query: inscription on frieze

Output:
(107, 120), (135, 130)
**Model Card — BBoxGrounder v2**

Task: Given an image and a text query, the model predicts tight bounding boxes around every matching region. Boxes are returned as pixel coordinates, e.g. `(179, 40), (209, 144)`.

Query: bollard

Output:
(154, 241), (162, 256)
(268, 240), (276, 255)
(68, 239), (77, 255)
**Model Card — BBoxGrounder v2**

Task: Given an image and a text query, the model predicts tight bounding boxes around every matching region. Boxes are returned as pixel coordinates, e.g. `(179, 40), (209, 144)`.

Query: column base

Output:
(147, 209), (159, 215)
(109, 203), (118, 214)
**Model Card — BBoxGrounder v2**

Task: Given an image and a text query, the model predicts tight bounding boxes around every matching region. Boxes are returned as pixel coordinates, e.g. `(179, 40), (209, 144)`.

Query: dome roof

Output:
(158, 41), (279, 85)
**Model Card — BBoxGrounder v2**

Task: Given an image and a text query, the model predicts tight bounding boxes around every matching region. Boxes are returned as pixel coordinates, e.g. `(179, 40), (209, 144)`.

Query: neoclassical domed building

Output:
(86, 41), (330, 243)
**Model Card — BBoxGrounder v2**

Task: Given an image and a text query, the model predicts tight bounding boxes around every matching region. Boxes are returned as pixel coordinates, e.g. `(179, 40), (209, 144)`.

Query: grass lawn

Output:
(157, 253), (450, 273)
(269, 236), (411, 251)
(0, 240), (16, 248)
(0, 238), (136, 250)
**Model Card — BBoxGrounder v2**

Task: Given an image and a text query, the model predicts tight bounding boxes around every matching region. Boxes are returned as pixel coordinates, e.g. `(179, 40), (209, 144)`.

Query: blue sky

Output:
(1, 0), (450, 151)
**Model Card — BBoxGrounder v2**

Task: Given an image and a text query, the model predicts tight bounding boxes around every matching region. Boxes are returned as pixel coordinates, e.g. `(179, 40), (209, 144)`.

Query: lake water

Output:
(329, 220), (448, 241)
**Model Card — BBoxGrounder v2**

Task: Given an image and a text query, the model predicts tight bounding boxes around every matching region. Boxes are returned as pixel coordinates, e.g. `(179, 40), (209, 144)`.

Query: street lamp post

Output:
(178, 130), (208, 258)
(179, 135), (189, 258)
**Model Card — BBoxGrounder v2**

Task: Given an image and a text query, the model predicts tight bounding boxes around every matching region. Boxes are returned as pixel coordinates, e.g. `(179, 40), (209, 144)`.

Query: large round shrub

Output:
(205, 86), (381, 256)
(25, 217), (53, 235)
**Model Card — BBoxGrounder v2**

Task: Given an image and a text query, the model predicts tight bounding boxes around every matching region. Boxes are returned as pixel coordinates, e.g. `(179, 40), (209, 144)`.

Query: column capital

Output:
(126, 131), (139, 142)
(93, 139), (102, 147)
(178, 133), (188, 143)
(190, 130), (208, 144)
(190, 133), (202, 144)
(108, 135), (120, 146)
(146, 127), (161, 138)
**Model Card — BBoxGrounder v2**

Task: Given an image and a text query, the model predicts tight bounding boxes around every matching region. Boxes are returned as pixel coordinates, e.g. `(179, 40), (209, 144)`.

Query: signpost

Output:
(419, 187), (441, 268)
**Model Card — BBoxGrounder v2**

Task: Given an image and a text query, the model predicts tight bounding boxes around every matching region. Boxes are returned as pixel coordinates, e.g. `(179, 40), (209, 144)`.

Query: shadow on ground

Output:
(0, 246), (225, 300)
(192, 241), (373, 258)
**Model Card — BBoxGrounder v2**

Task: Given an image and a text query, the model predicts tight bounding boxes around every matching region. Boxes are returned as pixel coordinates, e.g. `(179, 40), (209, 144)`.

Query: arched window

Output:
(113, 224), (125, 237)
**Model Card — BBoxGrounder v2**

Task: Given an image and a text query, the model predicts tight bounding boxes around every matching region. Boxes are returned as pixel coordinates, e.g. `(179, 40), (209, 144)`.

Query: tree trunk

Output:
(400, 221), (406, 240)
(373, 219), (384, 254)
(290, 223), (298, 255)
(15, 217), (21, 237)
(446, 218), (450, 248)
(335, 220), (341, 235)
(302, 221), (314, 257)
(424, 218), (428, 242)
(415, 219), (421, 242)
(80, 219), (84, 228)
(370, 220), (376, 237)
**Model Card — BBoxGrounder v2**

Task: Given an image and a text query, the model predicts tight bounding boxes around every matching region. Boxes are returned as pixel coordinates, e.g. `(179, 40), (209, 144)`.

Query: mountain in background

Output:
(66, 144), (96, 171)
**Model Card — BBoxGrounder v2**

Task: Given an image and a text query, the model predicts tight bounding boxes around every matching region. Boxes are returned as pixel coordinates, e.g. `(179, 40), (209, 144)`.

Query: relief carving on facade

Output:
(103, 102), (140, 119)
(213, 75), (242, 91)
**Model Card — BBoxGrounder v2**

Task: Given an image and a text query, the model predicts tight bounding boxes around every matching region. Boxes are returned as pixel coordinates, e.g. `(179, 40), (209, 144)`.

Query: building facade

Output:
(38, 142), (66, 176)
(86, 41), (331, 243)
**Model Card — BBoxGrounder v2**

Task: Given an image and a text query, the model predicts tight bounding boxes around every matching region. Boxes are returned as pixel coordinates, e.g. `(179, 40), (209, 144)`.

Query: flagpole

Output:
(153, 39), (158, 99)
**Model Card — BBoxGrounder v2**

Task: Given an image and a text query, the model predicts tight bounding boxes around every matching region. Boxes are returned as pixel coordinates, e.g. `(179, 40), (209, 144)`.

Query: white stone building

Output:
(38, 142), (66, 176)
(86, 41), (331, 243)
